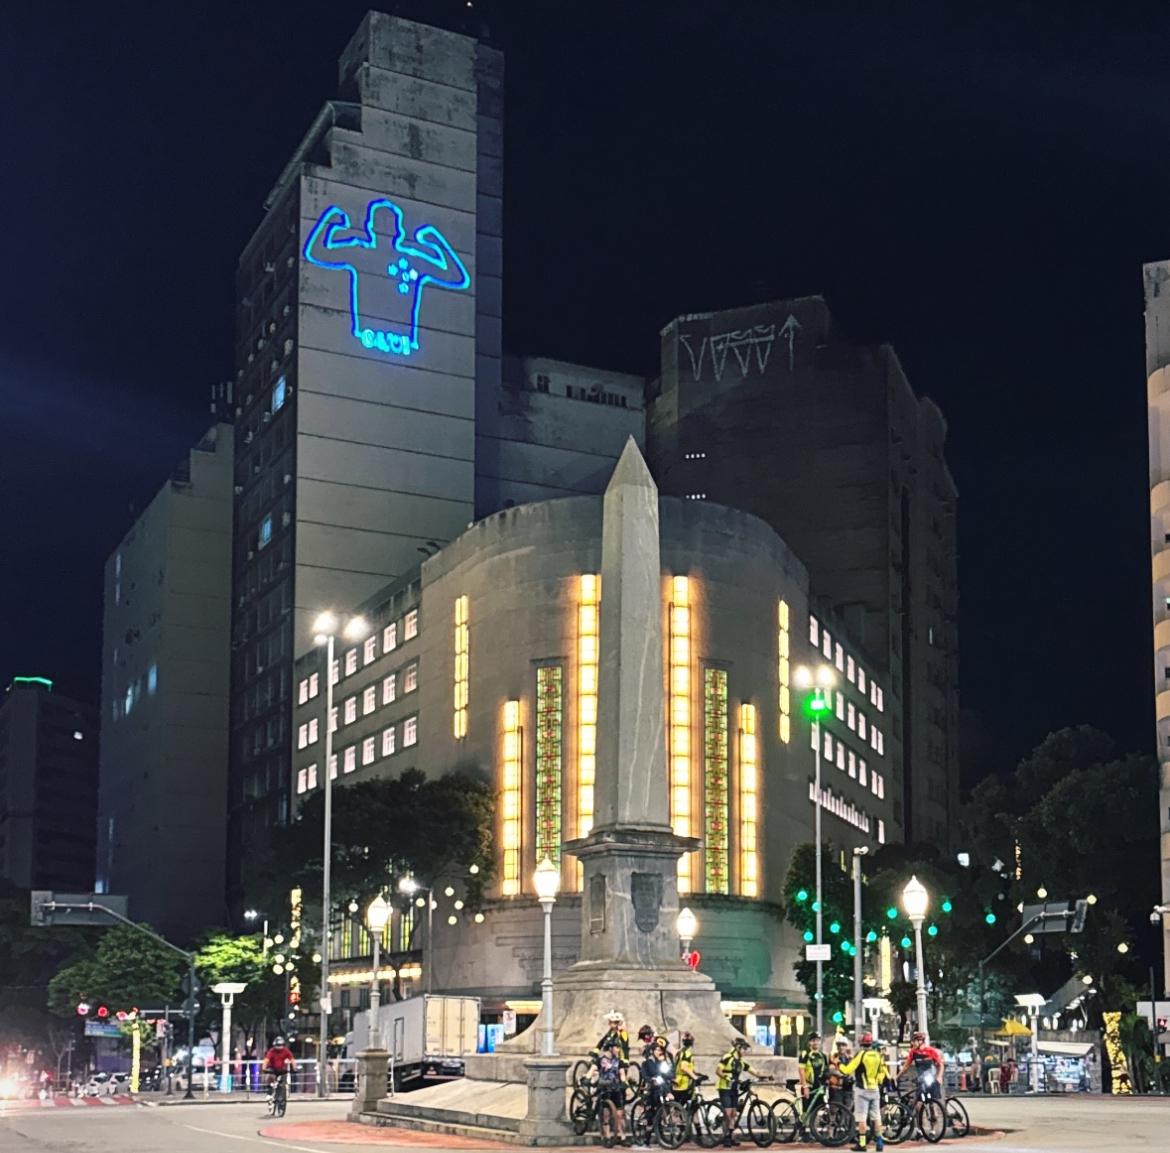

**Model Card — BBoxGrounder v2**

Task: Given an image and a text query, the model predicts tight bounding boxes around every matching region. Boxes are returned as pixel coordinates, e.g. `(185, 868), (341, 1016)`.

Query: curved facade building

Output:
(293, 484), (896, 1035)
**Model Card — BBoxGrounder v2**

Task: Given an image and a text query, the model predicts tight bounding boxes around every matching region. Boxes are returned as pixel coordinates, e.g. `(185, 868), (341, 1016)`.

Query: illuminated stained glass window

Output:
(501, 700), (522, 895)
(739, 702), (760, 897)
(669, 575), (693, 893)
(703, 668), (729, 894)
(536, 666), (564, 868)
(578, 575), (600, 841)
(778, 600), (791, 743)
(454, 595), (469, 739)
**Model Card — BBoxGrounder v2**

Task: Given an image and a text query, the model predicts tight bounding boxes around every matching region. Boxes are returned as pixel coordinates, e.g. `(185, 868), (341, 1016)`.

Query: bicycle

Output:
(626, 1076), (691, 1149)
(569, 1078), (624, 1145)
(770, 1082), (852, 1147)
(879, 1078), (945, 1145)
(574, 1056), (640, 1104)
(698, 1077), (777, 1147)
(265, 1071), (290, 1118)
(943, 1095), (970, 1139)
(679, 1074), (723, 1148)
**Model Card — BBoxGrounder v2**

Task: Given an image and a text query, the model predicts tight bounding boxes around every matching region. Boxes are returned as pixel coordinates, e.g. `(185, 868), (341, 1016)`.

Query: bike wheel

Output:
(570, 1088), (592, 1136)
(880, 1099), (910, 1145)
(598, 1099), (620, 1147)
(274, 1084), (287, 1119)
(571, 1060), (593, 1089)
(945, 1096), (970, 1138)
(917, 1100), (945, 1144)
(746, 1098), (775, 1147)
(655, 1101), (689, 1149)
(691, 1101), (720, 1148)
(698, 1102), (728, 1147)
(769, 1100), (800, 1144)
(809, 1101), (851, 1147)
(629, 1099), (652, 1145)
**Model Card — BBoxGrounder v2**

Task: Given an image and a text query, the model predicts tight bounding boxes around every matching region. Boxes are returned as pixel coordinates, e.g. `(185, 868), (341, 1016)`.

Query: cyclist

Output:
(838, 1032), (887, 1152)
(641, 1039), (675, 1133)
(636, 1024), (656, 1059)
(597, 1038), (629, 1145)
(798, 1032), (829, 1100)
(262, 1036), (296, 1101)
(593, 1011), (631, 1062)
(673, 1031), (697, 1106)
(829, 1036), (855, 1115)
(715, 1037), (755, 1146)
(898, 1031), (943, 1102)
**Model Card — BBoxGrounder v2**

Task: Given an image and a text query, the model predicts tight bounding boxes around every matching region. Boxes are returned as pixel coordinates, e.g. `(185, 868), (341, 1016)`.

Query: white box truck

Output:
(351, 995), (480, 1091)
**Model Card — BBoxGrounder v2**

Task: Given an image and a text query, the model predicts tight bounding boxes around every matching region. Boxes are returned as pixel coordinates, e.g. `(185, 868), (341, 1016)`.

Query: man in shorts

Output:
(838, 1032), (887, 1151)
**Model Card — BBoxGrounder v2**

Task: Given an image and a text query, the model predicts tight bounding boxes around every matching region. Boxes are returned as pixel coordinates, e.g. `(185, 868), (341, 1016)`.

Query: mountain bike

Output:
(570, 1078), (624, 1145)
(944, 1095), (970, 1138)
(770, 1082), (852, 1146)
(266, 1071), (289, 1118)
(698, 1078), (777, 1147)
(628, 1078), (690, 1149)
(879, 1078), (945, 1145)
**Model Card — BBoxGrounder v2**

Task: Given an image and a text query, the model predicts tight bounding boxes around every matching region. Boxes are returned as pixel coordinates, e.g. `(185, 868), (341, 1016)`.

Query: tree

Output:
(47, 923), (184, 1018)
(195, 932), (290, 1055)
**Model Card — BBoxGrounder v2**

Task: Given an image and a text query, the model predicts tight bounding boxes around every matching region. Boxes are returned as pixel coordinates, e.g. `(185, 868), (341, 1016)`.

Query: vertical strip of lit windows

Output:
(501, 700), (522, 896)
(739, 702), (760, 898)
(778, 600), (791, 744)
(703, 668), (729, 894)
(669, 575), (693, 893)
(536, 666), (564, 868)
(453, 595), (469, 739)
(578, 574), (600, 840)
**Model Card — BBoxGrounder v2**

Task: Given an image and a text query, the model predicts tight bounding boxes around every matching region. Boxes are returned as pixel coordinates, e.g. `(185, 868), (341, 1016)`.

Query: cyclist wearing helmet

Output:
(636, 1024), (656, 1059)
(899, 1032), (943, 1102)
(593, 1010), (631, 1062)
(798, 1032), (829, 1099)
(838, 1033), (887, 1152)
(673, 1031), (697, 1104)
(715, 1038), (755, 1145)
(262, 1036), (296, 1097)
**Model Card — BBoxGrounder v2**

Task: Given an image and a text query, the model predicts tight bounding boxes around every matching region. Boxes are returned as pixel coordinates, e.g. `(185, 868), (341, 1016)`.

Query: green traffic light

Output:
(796, 889), (809, 903)
(886, 907), (897, 920)
(941, 899), (953, 914)
(985, 912), (997, 925)
(900, 936), (912, 949)
(803, 930), (814, 943)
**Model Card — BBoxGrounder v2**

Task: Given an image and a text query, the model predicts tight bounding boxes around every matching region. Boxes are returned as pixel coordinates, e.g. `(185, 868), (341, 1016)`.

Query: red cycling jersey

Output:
(909, 1044), (943, 1073)
(264, 1046), (295, 1073)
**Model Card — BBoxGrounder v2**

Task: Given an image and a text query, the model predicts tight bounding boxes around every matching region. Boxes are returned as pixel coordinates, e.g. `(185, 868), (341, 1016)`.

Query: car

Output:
(84, 1073), (110, 1097)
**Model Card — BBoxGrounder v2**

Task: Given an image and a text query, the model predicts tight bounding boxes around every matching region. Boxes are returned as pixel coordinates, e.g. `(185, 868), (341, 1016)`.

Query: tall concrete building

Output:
(647, 296), (959, 849)
(96, 425), (234, 941)
(228, 13), (504, 901)
(0, 677), (97, 891)
(1143, 259), (1170, 994)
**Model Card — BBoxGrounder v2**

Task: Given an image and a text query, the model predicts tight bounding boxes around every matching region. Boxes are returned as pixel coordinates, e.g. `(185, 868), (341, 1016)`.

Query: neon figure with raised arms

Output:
(304, 198), (470, 357)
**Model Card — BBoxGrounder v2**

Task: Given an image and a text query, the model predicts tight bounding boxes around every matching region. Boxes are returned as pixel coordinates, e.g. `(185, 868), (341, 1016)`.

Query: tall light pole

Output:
(794, 663), (836, 1039)
(902, 875), (930, 1041)
(534, 857), (561, 1056)
(313, 610), (368, 1097)
(677, 907), (698, 966)
(852, 847), (868, 1043)
(245, 909), (270, 960)
(366, 895), (390, 1051)
(398, 877), (435, 993)
(212, 982), (247, 1092)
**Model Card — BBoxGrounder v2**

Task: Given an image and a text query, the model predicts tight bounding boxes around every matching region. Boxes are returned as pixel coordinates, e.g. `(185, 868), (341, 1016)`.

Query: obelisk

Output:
(504, 439), (746, 1055)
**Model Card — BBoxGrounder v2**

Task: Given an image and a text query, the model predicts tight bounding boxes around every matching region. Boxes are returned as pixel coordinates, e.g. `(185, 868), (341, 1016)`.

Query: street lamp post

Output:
(212, 982), (247, 1093)
(677, 907), (698, 966)
(794, 664), (835, 1039)
(398, 877), (435, 994)
(534, 857), (561, 1057)
(902, 875), (930, 1041)
(852, 847), (868, 1043)
(313, 610), (368, 1097)
(366, 895), (390, 1051)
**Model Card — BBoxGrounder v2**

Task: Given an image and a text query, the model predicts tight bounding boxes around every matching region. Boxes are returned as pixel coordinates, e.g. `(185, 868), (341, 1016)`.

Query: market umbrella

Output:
(996, 1018), (1032, 1037)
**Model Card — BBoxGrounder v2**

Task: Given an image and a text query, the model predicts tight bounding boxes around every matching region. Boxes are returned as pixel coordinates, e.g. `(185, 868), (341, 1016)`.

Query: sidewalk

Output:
(259, 1121), (525, 1148)
(138, 1090), (350, 1107)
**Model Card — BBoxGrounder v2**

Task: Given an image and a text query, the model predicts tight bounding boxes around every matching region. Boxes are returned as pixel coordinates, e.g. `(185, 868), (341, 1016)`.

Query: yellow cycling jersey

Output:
(716, 1050), (753, 1091)
(674, 1046), (696, 1091)
(838, 1048), (888, 1090)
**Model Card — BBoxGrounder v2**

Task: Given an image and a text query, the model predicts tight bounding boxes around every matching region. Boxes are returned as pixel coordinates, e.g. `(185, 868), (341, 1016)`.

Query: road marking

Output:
(182, 1123), (338, 1153)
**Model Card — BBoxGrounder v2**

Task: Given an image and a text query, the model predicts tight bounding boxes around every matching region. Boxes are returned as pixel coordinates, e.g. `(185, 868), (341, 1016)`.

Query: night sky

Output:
(2, 0), (1165, 783)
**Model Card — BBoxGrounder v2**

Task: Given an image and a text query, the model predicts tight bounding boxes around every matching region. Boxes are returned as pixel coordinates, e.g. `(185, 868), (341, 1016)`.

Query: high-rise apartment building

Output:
(97, 424), (234, 941)
(647, 296), (959, 848)
(0, 677), (97, 891)
(227, 13), (503, 900)
(1142, 259), (1170, 994)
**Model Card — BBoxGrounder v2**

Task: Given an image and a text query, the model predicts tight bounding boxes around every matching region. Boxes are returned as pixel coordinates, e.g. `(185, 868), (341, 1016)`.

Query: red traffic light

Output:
(96, 1005), (109, 1019)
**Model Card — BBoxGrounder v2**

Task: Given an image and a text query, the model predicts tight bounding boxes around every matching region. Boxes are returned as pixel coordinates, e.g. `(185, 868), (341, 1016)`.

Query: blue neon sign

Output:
(304, 198), (470, 357)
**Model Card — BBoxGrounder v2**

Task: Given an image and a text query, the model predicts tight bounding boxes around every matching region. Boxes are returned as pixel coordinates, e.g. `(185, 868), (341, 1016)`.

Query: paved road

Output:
(3, 1091), (1170, 1151)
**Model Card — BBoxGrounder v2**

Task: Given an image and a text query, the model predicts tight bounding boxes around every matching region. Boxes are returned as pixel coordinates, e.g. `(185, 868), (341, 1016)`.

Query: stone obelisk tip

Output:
(605, 436), (657, 494)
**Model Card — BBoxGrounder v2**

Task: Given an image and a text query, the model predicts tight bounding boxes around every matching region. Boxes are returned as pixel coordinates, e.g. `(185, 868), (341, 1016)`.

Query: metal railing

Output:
(158, 1059), (358, 1098)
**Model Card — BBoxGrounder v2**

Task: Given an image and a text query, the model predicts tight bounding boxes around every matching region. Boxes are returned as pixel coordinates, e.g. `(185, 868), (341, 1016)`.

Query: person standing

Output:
(597, 1040), (628, 1145)
(716, 1038), (755, 1146)
(829, 1037), (855, 1116)
(673, 1031), (697, 1107)
(838, 1033), (888, 1152)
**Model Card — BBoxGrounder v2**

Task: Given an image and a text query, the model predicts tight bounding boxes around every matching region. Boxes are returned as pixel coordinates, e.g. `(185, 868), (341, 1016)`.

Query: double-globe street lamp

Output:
(902, 875), (930, 1041)
(793, 663), (836, 1039)
(313, 610), (369, 1096)
(534, 857), (561, 1056)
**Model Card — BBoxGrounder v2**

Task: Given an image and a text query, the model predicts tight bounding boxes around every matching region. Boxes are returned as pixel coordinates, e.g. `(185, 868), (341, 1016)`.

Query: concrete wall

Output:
(98, 425), (233, 941)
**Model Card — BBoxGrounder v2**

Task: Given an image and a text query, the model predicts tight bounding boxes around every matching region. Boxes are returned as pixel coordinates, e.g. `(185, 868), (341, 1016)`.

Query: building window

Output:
(297, 768), (308, 794)
(739, 702), (760, 898)
(836, 743), (845, 770)
(308, 717), (319, 744)
(834, 642), (844, 672)
(835, 691), (845, 720)
(878, 819), (886, 845)
(258, 514), (273, 550)
(859, 759), (868, 787)
(872, 684), (884, 712)
(344, 745), (356, 774)
(382, 726), (396, 757)
(822, 629), (832, 660)
(809, 779), (872, 835)
(298, 678), (309, 705)
(328, 706), (337, 734)
(848, 750), (856, 778)
(669, 575), (693, 893)
(363, 685), (376, 715)
(383, 623), (397, 653)
(847, 702), (856, 730)
(404, 609), (418, 640)
(858, 668), (867, 694)
(403, 716), (417, 747)
(578, 573), (600, 842)
(297, 724), (308, 750)
(777, 600), (791, 744)
(329, 753), (338, 780)
(271, 375), (287, 413)
(307, 763), (318, 790)
(404, 663), (418, 693)
(824, 732), (833, 759)
(501, 700), (522, 895)
(382, 674), (397, 704)
(535, 666), (564, 868)
(859, 713), (868, 740)
(364, 636), (377, 665)
(362, 736), (376, 765)
(809, 615), (819, 645)
(309, 672), (319, 698)
(846, 655), (855, 683)
(344, 696), (357, 724)
(345, 648), (358, 676)
(454, 595), (469, 740)
(330, 659), (339, 686)
(704, 667), (730, 895)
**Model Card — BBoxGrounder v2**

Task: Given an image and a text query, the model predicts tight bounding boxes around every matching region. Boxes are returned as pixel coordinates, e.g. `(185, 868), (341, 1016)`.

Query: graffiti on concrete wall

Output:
(679, 313), (802, 382)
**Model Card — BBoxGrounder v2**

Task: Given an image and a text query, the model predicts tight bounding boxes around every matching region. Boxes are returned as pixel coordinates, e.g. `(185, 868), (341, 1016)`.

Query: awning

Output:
(1037, 1041), (1093, 1057)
